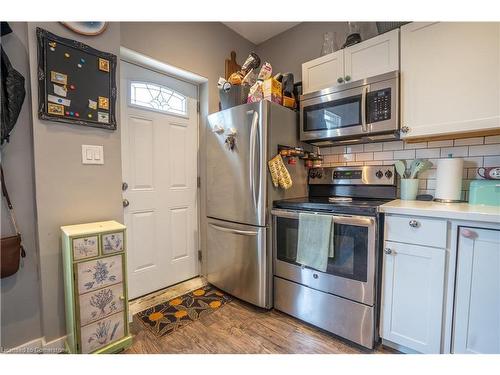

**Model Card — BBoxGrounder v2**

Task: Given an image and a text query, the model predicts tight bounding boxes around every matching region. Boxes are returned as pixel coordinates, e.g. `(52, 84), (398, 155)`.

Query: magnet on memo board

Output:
(50, 71), (67, 85)
(98, 57), (110, 72)
(80, 58), (85, 64)
(75, 112), (80, 117)
(77, 63), (82, 68)
(69, 84), (76, 90)
(64, 52), (70, 58)
(98, 96), (109, 110)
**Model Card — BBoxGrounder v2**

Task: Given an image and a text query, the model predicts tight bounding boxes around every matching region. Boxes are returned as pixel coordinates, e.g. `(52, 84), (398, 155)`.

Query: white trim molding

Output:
(4, 336), (66, 354)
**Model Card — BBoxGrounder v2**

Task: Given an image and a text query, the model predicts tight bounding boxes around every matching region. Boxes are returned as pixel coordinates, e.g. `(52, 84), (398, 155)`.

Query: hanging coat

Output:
(1, 45), (26, 145)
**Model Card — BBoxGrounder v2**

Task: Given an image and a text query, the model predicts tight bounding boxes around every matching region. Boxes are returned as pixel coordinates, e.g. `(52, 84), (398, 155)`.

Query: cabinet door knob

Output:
(401, 126), (410, 133)
(119, 295), (126, 301)
(409, 219), (419, 228)
(337, 77), (344, 83)
(313, 273), (319, 279)
(345, 75), (351, 82)
(384, 248), (392, 255)
(122, 199), (130, 208)
(461, 228), (477, 239)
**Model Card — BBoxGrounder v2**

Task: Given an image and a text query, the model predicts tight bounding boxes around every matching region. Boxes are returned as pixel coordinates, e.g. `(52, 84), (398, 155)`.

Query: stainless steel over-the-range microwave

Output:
(300, 71), (399, 146)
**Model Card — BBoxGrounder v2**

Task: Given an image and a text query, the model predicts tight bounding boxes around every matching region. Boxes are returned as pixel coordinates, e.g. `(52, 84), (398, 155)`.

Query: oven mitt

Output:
(268, 154), (293, 190)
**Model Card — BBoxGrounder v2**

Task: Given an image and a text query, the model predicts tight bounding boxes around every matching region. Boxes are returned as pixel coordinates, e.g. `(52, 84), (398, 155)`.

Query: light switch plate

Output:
(82, 145), (104, 165)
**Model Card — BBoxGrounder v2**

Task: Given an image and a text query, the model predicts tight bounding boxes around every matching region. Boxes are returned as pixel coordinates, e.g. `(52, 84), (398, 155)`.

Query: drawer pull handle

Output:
(384, 248), (392, 255)
(409, 220), (419, 228)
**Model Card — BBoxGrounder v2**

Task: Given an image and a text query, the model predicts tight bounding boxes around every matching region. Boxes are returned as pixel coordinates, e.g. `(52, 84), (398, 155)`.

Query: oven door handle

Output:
(361, 85), (369, 132)
(271, 209), (374, 227)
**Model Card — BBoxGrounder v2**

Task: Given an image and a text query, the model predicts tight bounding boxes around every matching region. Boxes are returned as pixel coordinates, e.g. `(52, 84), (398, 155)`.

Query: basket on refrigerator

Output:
(219, 85), (250, 110)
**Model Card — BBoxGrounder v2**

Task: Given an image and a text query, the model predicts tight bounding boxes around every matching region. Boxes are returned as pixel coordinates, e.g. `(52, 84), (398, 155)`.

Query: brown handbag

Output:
(1, 164), (26, 278)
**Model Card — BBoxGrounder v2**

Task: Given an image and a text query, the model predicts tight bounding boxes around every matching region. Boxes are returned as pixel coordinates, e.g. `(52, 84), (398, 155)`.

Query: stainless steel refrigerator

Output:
(206, 101), (308, 308)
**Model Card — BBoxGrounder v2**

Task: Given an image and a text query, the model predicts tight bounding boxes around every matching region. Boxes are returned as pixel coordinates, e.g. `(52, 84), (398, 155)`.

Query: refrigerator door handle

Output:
(209, 223), (258, 236)
(249, 110), (259, 209)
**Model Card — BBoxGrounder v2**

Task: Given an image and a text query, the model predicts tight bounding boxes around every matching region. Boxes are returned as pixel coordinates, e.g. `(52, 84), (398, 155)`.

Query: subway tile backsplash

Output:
(318, 136), (500, 200)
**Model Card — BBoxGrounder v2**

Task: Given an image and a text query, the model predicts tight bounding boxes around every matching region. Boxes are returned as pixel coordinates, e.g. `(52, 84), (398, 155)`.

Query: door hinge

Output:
(198, 250), (202, 262)
(196, 102), (200, 113)
(197, 176), (201, 188)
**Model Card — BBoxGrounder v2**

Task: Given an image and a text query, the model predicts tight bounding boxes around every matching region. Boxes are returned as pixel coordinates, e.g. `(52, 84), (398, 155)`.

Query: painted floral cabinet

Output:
(61, 221), (132, 354)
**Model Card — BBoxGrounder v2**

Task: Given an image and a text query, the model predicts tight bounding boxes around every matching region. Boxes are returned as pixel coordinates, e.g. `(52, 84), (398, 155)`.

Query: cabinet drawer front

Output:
(79, 283), (125, 326)
(73, 236), (99, 261)
(80, 312), (125, 353)
(102, 232), (125, 254)
(385, 215), (447, 248)
(77, 254), (123, 294)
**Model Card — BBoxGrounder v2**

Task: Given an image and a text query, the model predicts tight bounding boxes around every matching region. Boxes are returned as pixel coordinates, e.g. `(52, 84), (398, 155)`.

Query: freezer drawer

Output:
(206, 218), (270, 308)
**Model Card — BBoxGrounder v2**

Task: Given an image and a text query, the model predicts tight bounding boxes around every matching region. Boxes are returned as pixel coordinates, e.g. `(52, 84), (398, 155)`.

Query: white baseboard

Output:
(5, 335), (66, 354)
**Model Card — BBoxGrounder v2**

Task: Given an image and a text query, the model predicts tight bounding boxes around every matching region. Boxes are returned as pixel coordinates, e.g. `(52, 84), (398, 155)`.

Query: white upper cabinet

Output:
(302, 49), (344, 94)
(453, 227), (500, 354)
(344, 29), (399, 83)
(302, 30), (400, 94)
(400, 22), (500, 139)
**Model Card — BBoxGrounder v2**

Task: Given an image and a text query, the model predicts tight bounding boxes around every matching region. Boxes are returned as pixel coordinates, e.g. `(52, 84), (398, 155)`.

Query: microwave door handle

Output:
(361, 85), (369, 132)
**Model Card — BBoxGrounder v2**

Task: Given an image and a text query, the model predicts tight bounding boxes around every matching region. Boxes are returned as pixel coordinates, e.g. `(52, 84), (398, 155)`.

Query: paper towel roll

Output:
(435, 158), (464, 202)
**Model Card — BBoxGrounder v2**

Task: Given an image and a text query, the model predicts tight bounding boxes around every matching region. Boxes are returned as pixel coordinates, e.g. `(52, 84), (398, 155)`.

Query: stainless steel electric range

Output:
(271, 165), (396, 349)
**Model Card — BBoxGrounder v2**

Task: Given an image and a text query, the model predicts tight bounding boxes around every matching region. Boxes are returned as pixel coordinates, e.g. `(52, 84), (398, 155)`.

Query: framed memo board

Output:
(36, 27), (117, 130)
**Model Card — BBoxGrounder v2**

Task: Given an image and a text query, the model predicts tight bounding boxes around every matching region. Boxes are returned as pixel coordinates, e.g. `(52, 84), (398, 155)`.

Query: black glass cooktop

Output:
(273, 197), (392, 216)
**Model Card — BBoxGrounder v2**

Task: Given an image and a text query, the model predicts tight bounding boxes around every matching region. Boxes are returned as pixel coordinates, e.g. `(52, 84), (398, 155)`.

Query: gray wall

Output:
(26, 22), (123, 342)
(255, 22), (378, 81)
(0, 22), (43, 349)
(120, 22), (255, 113)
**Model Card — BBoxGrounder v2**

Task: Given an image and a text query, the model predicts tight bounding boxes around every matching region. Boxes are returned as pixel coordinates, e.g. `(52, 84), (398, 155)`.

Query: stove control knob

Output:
(385, 170), (393, 179)
(375, 170), (383, 179)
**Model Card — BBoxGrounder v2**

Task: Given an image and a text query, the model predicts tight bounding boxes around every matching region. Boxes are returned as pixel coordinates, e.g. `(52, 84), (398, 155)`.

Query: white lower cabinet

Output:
(381, 241), (446, 353)
(453, 227), (500, 354)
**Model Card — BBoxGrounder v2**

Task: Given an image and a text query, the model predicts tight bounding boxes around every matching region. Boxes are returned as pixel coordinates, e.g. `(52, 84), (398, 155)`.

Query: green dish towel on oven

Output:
(296, 212), (334, 272)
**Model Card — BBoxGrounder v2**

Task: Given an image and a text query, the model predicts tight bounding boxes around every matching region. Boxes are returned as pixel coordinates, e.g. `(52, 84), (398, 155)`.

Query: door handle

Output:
(249, 110), (259, 208)
(361, 85), (369, 132)
(122, 199), (130, 207)
(209, 223), (258, 236)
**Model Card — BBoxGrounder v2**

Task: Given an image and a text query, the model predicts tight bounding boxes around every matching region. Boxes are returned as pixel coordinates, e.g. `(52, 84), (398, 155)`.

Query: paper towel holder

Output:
(433, 154), (464, 203)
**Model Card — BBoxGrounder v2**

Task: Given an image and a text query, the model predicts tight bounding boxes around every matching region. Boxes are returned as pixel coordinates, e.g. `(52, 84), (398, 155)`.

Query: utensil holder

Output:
(400, 179), (419, 200)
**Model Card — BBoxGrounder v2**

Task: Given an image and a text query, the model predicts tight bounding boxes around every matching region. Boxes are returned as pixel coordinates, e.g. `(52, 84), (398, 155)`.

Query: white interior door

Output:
(121, 61), (199, 299)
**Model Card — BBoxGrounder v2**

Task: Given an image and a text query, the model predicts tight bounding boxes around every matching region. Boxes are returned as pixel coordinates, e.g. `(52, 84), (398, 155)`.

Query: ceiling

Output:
(223, 22), (301, 45)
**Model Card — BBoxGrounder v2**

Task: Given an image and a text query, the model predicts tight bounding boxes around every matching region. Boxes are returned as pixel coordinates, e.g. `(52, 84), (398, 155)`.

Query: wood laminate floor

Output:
(124, 278), (396, 354)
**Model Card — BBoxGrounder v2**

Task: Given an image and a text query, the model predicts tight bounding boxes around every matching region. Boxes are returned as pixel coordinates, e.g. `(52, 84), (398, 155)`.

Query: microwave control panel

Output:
(367, 88), (391, 123)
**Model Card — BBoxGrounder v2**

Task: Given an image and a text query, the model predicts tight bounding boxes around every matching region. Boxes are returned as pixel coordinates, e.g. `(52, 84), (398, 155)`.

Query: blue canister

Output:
(468, 180), (500, 206)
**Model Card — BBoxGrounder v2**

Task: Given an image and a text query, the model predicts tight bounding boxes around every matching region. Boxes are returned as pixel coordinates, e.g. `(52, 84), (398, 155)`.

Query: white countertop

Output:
(380, 200), (500, 224)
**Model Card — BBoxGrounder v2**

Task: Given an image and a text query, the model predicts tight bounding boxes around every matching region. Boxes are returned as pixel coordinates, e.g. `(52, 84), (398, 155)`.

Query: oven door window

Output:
(276, 217), (368, 282)
(303, 95), (362, 132)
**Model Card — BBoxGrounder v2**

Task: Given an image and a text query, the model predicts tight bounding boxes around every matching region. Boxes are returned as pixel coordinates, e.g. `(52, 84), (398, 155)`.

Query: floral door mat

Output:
(136, 284), (232, 337)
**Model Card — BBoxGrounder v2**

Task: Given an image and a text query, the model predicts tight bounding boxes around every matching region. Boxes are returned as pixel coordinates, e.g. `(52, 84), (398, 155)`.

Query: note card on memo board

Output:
(36, 27), (117, 130)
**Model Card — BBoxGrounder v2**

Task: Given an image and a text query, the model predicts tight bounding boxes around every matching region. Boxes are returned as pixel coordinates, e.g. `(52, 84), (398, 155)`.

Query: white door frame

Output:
(119, 47), (208, 297)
